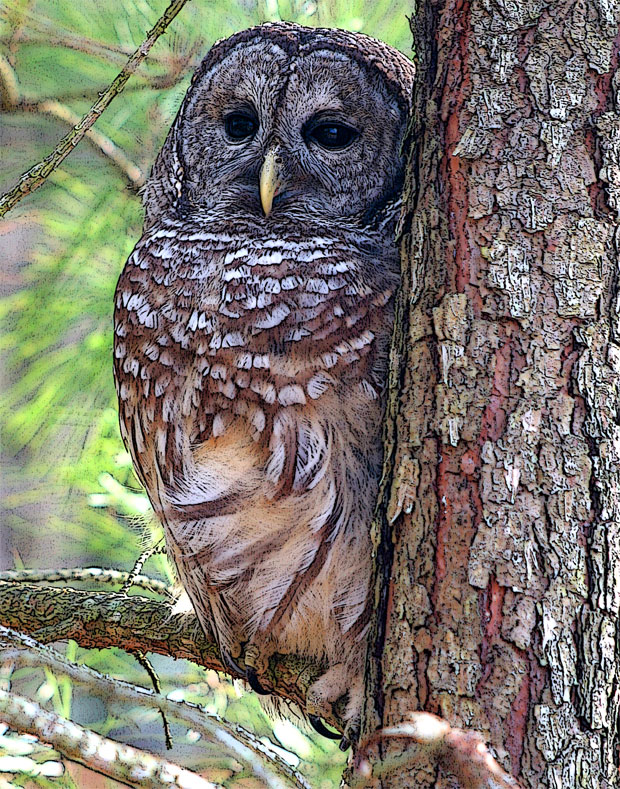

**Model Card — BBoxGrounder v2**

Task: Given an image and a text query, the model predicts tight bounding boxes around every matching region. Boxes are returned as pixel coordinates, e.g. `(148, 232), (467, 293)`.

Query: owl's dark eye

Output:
(224, 112), (258, 141)
(306, 122), (359, 150)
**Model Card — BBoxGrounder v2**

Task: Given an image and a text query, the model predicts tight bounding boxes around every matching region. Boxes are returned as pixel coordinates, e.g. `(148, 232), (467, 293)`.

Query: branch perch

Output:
(0, 579), (329, 728)
(0, 0), (192, 217)
(0, 627), (311, 789)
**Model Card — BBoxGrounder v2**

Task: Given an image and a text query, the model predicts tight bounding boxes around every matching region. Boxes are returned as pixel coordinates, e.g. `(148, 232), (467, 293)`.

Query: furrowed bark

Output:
(362, 1), (620, 787)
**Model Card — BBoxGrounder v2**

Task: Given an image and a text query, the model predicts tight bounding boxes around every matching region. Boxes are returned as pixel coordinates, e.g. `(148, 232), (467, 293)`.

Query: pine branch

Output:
(0, 688), (223, 789)
(0, 627), (311, 789)
(0, 0), (192, 217)
(0, 579), (332, 729)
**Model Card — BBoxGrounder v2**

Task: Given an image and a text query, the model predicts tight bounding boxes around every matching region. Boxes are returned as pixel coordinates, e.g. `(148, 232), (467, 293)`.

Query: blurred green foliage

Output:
(0, 0), (412, 785)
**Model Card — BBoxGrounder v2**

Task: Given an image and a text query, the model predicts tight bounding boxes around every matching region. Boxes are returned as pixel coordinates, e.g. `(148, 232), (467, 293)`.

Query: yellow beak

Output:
(259, 148), (283, 216)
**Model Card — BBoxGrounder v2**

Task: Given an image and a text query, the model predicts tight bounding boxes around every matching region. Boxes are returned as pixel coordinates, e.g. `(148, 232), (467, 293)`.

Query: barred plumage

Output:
(114, 22), (414, 744)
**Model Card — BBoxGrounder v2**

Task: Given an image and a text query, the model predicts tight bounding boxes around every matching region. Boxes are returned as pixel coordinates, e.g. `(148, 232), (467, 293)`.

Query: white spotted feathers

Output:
(114, 216), (394, 467)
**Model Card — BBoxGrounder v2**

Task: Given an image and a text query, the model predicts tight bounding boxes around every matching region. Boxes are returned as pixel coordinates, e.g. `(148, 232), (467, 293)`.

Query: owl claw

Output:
(220, 649), (244, 678)
(308, 714), (342, 741)
(246, 666), (270, 695)
(243, 643), (271, 694)
(339, 718), (359, 751)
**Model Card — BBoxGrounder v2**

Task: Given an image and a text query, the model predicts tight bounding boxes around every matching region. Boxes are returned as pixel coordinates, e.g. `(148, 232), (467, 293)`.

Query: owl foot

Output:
(243, 642), (272, 695)
(308, 715), (342, 741)
(219, 643), (245, 678)
(306, 664), (361, 749)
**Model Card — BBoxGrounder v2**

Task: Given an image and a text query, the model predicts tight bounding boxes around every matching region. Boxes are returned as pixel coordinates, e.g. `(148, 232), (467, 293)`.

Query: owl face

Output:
(173, 27), (412, 224)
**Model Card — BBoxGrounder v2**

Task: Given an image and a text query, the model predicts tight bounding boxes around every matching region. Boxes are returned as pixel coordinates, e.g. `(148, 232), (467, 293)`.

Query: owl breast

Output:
(114, 212), (396, 659)
(115, 214), (395, 473)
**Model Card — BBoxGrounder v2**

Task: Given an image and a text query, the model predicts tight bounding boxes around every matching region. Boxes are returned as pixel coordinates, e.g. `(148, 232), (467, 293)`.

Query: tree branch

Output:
(0, 6), (190, 67)
(0, 627), (311, 789)
(0, 579), (332, 729)
(0, 688), (223, 789)
(0, 29), (169, 66)
(352, 713), (522, 789)
(0, 0), (192, 217)
(0, 566), (174, 600)
(0, 42), (199, 101)
(14, 99), (145, 187)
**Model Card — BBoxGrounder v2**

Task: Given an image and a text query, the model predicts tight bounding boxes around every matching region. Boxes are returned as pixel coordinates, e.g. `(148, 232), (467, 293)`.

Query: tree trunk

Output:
(362, 1), (620, 787)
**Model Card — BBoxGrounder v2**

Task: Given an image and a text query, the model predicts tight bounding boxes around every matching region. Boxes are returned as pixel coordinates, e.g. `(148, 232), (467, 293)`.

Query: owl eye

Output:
(224, 112), (258, 141)
(306, 122), (359, 150)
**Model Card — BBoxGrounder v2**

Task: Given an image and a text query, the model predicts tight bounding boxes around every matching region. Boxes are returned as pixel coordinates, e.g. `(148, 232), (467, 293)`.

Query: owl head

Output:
(143, 22), (414, 230)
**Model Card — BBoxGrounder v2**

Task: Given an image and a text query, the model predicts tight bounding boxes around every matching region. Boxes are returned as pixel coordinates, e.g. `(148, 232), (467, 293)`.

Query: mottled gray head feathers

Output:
(143, 22), (414, 230)
(197, 23), (415, 114)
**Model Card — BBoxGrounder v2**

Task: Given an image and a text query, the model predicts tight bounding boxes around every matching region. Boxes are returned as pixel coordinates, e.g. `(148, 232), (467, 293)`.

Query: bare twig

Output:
(0, 0), (192, 217)
(0, 687), (222, 789)
(352, 712), (522, 789)
(0, 567), (174, 599)
(17, 99), (144, 187)
(121, 542), (166, 595)
(134, 650), (173, 750)
(0, 627), (311, 789)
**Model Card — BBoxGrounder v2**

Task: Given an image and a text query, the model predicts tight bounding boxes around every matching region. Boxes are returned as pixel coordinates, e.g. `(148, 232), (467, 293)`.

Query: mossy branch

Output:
(0, 579), (334, 729)
(0, 0), (192, 218)
(1, 627), (311, 788)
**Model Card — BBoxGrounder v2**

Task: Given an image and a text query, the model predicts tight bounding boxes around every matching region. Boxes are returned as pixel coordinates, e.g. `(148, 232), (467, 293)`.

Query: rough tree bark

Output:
(362, 1), (620, 788)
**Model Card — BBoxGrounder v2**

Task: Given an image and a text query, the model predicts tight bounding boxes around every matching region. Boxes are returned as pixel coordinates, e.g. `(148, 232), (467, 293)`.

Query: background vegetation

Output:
(0, 1), (412, 785)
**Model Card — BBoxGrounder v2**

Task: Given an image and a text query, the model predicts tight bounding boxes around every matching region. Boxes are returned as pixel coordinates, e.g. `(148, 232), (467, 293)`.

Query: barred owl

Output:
(114, 22), (414, 746)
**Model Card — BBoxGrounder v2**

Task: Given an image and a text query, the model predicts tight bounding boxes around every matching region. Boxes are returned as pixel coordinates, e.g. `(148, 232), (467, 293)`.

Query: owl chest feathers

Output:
(115, 220), (394, 491)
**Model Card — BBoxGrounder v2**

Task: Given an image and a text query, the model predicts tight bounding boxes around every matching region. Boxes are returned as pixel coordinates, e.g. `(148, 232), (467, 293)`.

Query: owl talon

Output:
(246, 666), (270, 695)
(308, 714), (342, 741)
(219, 648), (244, 678)
(342, 718), (360, 751)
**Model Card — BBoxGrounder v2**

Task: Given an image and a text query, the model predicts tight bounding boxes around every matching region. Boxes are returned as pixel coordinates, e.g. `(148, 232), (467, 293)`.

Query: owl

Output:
(113, 22), (414, 747)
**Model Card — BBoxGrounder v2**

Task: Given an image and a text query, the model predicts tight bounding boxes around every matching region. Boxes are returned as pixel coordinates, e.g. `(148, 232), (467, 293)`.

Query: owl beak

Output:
(259, 148), (283, 216)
